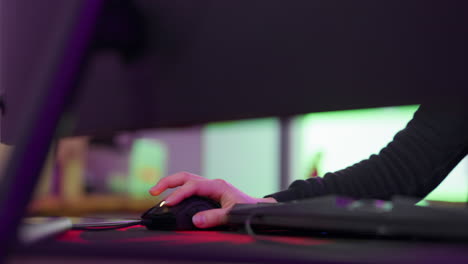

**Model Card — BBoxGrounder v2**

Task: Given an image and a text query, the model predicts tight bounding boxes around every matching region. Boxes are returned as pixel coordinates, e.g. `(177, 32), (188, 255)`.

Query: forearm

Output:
(268, 103), (468, 202)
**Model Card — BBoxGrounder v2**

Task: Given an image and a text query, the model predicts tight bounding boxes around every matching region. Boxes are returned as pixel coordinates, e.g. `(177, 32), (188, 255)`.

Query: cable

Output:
(245, 213), (257, 237)
(244, 213), (301, 246)
(72, 221), (143, 231)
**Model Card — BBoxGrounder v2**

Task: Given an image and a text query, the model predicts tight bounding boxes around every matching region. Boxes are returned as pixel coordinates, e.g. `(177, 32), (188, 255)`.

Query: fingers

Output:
(164, 180), (198, 205)
(164, 179), (227, 206)
(149, 171), (203, 196)
(192, 208), (230, 228)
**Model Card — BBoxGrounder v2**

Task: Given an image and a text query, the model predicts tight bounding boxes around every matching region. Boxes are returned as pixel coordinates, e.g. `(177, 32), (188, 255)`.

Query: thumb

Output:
(192, 208), (230, 228)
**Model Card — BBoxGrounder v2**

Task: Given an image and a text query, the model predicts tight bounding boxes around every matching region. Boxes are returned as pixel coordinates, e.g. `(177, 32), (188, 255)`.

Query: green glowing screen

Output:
(291, 105), (468, 202)
(203, 118), (279, 197)
(127, 138), (167, 199)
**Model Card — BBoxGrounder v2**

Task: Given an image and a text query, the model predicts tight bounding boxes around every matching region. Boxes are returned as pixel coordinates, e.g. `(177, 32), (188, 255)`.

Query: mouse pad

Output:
(57, 225), (329, 246)
(15, 225), (468, 264)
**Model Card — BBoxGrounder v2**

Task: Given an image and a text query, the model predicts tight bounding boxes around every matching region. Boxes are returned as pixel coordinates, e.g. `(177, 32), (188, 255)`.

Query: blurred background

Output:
(1, 0), (467, 220)
(0, 104), (464, 218)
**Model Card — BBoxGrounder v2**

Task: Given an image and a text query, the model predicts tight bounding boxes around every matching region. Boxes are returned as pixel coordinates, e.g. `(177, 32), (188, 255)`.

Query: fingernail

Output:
(193, 214), (206, 226)
(164, 197), (173, 205)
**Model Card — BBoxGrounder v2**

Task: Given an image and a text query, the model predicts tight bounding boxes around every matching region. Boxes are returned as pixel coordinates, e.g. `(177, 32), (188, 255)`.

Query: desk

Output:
(11, 225), (468, 264)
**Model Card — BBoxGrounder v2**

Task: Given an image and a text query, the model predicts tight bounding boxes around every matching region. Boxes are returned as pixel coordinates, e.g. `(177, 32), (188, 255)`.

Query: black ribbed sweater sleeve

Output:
(267, 102), (468, 202)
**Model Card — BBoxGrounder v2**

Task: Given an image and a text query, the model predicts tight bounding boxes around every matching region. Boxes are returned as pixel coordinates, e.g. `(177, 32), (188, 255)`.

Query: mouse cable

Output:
(244, 213), (284, 245)
(245, 213), (258, 237)
(244, 214), (320, 246)
(72, 221), (143, 231)
(245, 213), (279, 244)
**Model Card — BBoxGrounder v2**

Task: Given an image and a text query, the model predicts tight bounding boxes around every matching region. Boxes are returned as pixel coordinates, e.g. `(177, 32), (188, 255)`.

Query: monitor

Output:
(3, 0), (468, 143)
(290, 105), (468, 203)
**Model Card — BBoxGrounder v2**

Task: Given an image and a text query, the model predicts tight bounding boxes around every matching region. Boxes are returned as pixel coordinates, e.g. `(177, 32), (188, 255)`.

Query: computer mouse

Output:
(141, 196), (221, 230)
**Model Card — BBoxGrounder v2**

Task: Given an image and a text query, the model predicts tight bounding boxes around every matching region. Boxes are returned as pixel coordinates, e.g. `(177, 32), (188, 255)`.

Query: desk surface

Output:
(13, 225), (468, 264)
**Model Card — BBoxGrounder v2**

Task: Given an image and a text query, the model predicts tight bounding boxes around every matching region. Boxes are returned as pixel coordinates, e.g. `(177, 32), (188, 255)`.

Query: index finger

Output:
(149, 171), (203, 196)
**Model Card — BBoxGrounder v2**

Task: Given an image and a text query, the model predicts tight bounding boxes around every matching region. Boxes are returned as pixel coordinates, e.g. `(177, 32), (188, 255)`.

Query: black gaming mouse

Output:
(141, 196), (221, 230)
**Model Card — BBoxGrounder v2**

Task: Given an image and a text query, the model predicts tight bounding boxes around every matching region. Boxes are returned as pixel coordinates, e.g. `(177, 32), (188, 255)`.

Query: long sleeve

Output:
(268, 101), (468, 202)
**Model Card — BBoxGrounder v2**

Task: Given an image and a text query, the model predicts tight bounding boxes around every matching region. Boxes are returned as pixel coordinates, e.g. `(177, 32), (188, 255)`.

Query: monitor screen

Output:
(291, 105), (468, 202)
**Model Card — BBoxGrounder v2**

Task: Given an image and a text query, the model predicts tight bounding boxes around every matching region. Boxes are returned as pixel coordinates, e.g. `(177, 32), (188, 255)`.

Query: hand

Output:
(149, 171), (277, 228)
